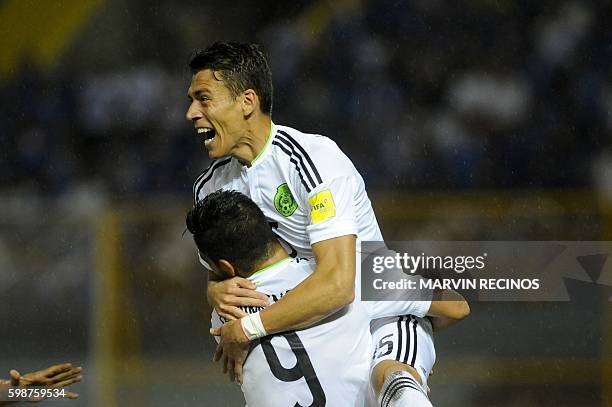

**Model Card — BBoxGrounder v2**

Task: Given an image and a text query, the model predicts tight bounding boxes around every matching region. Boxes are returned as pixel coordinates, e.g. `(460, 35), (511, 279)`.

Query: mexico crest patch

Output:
(274, 183), (298, 217)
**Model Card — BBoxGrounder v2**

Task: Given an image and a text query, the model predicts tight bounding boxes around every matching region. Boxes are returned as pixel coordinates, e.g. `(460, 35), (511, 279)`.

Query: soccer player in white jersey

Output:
(185, 190), (469, 406)
(185, 42), (469, 406)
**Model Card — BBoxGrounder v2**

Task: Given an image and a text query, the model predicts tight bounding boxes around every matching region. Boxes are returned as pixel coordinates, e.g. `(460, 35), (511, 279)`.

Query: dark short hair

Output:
(186, 190), (278, 273)
(188, 42), (273, 115)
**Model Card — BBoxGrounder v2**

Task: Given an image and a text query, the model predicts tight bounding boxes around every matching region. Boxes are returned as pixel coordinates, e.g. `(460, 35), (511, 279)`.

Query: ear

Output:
(242, 89), (258, 117)
(217, 259), (237, 277)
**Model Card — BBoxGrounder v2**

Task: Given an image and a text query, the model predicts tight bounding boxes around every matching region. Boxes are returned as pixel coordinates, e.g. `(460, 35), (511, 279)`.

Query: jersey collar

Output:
(248, 121), (276, 168)
(248, 256), (292, 282)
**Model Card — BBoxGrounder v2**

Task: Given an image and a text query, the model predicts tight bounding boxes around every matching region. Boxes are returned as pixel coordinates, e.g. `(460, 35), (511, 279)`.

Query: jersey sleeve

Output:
(192, 157), (233, 271)
(306, 175), (359, 244)
(192, 157), (233, 204)
(361, 247), (433, 318)
(363, 295), (432, 319)
(287, 137), (359, 245)
(193, 160), (215, 204)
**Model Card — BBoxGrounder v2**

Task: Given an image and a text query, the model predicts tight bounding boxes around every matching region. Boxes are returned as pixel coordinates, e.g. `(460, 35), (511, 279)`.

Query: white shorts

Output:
(370, 315), (436, 388)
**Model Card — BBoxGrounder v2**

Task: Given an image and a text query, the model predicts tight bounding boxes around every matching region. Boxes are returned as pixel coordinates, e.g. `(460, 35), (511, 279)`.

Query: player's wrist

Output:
(240, 312), (267, 341)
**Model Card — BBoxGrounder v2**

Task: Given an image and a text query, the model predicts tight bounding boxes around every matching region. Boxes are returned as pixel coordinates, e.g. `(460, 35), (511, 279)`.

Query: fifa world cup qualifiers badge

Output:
(274, 183), (298, 217)
(309, 189), (335, 224)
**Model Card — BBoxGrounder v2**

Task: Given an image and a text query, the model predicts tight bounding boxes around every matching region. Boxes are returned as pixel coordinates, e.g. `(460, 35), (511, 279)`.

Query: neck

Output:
(243, 245), (290, 278)
(233, 115), (272, 166)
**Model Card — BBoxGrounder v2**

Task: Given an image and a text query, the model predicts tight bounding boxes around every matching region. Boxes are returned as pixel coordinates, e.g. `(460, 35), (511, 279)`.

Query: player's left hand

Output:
(213, 342), (249, 384)
(210, 319), (249, 344)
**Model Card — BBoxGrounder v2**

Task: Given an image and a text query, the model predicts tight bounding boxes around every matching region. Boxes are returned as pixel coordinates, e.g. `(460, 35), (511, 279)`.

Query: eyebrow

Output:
(187, 89), (211, 100)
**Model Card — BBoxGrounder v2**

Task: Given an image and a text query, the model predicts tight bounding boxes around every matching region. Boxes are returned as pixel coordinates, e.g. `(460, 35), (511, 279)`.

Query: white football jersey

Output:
(211, 258), (431, 407)
(193, 123), (384, 261)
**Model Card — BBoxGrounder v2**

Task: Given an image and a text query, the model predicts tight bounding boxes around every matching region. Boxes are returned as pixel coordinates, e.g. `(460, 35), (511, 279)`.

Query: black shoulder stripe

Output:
(193, 157), (232, 203)
(277, 130), (323, 184)
(272, 140), (312, 192)
(193, 160), (217, 195)
(274, 136), (316, 191)
(276, 133), (319, 187)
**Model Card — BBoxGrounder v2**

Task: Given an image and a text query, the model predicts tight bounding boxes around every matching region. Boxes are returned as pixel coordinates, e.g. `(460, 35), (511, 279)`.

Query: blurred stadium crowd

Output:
(2, 0), (611, 202)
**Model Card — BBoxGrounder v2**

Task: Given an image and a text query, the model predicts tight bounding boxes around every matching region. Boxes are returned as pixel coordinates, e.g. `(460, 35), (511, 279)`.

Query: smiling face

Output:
(186, 69), (247, 159)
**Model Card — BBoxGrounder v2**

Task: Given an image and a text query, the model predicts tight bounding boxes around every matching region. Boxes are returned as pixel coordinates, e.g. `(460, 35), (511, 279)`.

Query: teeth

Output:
(197, 128), (215, 139)
(198, 127), (216, 146)
(198, 127), (214, 134)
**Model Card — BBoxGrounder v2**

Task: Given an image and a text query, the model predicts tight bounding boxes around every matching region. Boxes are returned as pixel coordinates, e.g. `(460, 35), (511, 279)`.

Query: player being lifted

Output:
(186, 190), (469, 406)
(186, 42), (470, 406)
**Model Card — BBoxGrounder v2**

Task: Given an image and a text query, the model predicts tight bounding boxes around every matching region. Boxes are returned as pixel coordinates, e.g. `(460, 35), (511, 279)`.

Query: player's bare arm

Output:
(259, 234), (356, 333)
(212, 234), (356, 347)
(210, 235), (357, 385)
(427, 289), (470, 331)
(211, 234), (357, 381)
(206, 197), (363, 381)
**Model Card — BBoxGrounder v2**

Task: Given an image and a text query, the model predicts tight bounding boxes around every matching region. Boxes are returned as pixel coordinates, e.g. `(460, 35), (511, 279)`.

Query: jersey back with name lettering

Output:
(211, 258), (373, 407)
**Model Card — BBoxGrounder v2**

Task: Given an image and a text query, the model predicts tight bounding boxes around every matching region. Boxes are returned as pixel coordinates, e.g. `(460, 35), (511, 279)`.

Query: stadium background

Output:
(1, 0), (611, 405)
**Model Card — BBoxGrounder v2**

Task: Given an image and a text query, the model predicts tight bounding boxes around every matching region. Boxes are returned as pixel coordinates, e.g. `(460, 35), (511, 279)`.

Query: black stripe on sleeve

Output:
(381, 377), (406, 407)
(272, 140), (312, 192)
(395, 316), (403, 361)
(384, 383), (423, 407)
(275, 135), (316, 190)
(278, 130), (323, 185)
(381, 377), (421, 407)
(193, 157), (232, 203)
(192, 160), (216, 196)
(403, 317), (411, 364)
(410, 316), (418, 367)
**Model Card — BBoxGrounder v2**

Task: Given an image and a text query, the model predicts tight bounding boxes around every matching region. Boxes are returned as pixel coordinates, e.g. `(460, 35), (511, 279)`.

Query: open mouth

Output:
(197, 127), (216, 141)
(197, 127), (218, 149)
